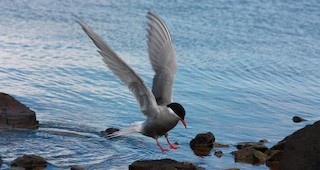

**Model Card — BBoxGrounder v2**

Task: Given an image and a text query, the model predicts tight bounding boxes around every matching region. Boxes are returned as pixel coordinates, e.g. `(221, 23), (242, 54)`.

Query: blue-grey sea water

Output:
(1, 0), (319, 169)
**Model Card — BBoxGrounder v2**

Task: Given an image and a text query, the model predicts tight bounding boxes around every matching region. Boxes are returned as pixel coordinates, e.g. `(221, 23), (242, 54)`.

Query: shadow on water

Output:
(0, 121), (160, 170)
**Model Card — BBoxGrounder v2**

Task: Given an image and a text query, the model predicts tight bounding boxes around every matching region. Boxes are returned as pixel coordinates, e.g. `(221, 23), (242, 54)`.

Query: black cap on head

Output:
(167, 102), (185, 119)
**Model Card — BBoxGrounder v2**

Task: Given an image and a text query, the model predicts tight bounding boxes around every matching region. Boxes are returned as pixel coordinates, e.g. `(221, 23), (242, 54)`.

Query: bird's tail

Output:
(107, 121), (143, 139)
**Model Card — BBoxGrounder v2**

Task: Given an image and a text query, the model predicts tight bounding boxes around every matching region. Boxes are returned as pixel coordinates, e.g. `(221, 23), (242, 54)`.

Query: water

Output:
(1, 0), (319, 169)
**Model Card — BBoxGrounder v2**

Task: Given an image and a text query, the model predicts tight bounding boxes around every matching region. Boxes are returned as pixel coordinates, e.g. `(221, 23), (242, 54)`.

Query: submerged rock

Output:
(11, 154), (47, 169)
(214, 150), (223, 158)
(0, 93), (38, 129)
(129, 159), (204, 170)
(231, 147), (267, 165)
(71, 165), (88, 170)
(235, 142), (268, 152)
(213, 142), (230, 148)
(191, 145), (213, 156)
(100, 127), (119, 137)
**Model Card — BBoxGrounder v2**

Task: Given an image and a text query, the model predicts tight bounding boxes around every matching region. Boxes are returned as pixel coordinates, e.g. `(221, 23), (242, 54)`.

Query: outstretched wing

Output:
(77, 19), (158, 117)
(147, 12), (177, 106)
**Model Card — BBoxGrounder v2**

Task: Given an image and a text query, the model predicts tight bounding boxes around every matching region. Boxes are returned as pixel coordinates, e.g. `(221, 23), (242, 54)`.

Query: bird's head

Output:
(167, 102), (187, 128)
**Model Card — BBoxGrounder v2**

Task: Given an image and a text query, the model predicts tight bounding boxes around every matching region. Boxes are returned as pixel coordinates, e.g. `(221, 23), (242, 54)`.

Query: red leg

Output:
(156, 139), (169, 152)
(165, 133), (179, 149)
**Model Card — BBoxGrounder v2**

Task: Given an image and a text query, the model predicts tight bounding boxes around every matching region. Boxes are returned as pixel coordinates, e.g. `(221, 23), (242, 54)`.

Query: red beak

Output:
(181, 119), (187, 129)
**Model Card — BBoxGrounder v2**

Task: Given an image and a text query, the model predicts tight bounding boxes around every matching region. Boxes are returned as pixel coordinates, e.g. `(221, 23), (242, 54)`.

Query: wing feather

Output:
(147, 12), (177, 105)
(77, 19), (158, 117)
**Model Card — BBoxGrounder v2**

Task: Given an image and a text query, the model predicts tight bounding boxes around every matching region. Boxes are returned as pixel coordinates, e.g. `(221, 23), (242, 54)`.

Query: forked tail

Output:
(107, 121), (143, 139)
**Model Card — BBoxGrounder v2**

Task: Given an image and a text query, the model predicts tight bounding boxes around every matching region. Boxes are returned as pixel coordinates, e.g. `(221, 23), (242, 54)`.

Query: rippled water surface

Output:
(1, 0), (320, 169)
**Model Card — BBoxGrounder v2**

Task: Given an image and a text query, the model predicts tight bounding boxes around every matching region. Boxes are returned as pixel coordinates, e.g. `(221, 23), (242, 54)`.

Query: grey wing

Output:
(77, 19), (158, 117)
(147, 12), (177, 106)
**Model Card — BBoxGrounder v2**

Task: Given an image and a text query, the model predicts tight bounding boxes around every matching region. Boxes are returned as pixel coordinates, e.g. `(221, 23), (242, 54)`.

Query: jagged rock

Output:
(190, 132), (215, 147)
(265, 150), (282, 170)
(100, 127), (119, 137)
(214, 150), (223, 158)
(190, 132), (215, 156)
(11, 154), (47, 169)
(0, 93), (38, 129)
(280, 120), (320, 169)
(265, 120), (320, 170)
(264, 139), (286, 170)
(235, 142), (268, 152)
(71, 165), (88, 170)
(231, 147), (267, 165)
(129, 159), (204, 170)
(292, 116), (307, 123)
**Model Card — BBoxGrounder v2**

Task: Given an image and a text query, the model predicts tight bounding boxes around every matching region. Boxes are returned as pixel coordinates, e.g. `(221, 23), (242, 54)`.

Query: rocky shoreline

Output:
(1, 92), (319, 170)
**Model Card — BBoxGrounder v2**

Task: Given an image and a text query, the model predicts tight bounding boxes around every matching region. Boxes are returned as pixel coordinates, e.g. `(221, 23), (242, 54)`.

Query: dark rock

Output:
(264, 140), (286, 169)
(292, 116), (307, 123)
(190, 132), (215, 147)
(266, 150), (282, 170)
(0, 93), (38, 129)
(129, 159), (204, 170)
(71, 165), (88, 170)
(231, 147), (267, 165)
(190, 132), (220, 156)
(0, 156), (3, 167)
(214, 150), (223, 158)
(223, 168), (240, 170)
(265, 120), (320, 170)
(279, 120), (320, 170)
(190, 145), (213, 156)
(100, 127), (119, 137)
(235, 142), (268, 152)
(11, 154), (47, 169)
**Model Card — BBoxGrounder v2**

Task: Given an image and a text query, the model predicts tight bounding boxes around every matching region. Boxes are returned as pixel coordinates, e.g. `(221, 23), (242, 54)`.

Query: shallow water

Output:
(1, 0), (320, 169)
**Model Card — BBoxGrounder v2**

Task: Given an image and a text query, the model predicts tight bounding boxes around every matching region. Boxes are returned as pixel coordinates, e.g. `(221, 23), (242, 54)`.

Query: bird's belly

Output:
(142, 120), (178, 138)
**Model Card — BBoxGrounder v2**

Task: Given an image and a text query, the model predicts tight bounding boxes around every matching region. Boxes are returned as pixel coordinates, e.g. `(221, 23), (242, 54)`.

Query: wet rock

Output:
(223, 168), (240, 170)
(265, 150), (282, 170)
(190, 132), (215, 156)
(258, 139), (268, 143)
(190, 145), (213, 156)
(0, 93), (38, 129)
(190, 132), (215, 147)
(231, 147), (267, 165)
(100, 127), (119, 137)
(129, 159), (204, 170)
(264, 140), (286, 170)
(214, 150), (223, 158)
(265, 120), (320, 170)
(235, 142), (268, 152)
(0, 156), (3, 167)
(280, 120), (320, 169)
(212, 142), (230, 148)
(292, 116), (307, 123)
(11, 154), (47, 169)
(71, 165), (88, 170)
